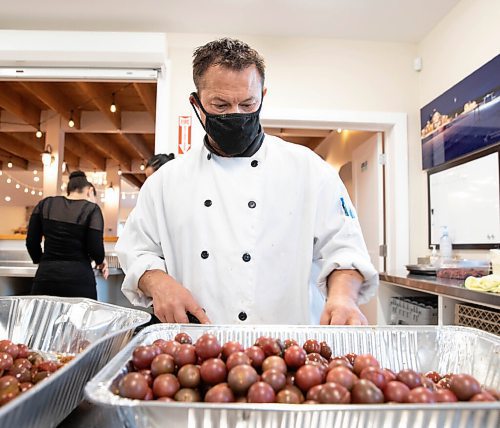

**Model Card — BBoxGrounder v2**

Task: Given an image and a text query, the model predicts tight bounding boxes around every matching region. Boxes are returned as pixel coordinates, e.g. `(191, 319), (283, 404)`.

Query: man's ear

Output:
(262, 87), (268, 98)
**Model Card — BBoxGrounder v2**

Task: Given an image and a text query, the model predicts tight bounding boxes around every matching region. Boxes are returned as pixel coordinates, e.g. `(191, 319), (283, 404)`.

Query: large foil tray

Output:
(86, 324), (500, 428)
(0, 296), (150, 428)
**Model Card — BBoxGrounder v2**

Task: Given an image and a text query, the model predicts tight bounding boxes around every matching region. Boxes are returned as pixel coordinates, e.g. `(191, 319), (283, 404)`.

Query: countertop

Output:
(380, 271), (500, 308)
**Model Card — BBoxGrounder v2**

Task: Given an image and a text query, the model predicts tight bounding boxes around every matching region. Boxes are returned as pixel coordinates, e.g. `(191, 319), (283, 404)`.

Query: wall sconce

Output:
(105, 182), (115, 202)
(41, 145), (54, 166)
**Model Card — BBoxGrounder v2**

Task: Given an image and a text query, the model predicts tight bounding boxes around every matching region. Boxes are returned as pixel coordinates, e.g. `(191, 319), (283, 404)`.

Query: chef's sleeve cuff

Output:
(121, 257), (166, 307)
(317, 251), (379, 304)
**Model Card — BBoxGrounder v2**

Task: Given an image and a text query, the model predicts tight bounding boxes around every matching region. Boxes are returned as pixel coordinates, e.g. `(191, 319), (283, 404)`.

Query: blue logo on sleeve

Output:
(340, 197), (356, 219)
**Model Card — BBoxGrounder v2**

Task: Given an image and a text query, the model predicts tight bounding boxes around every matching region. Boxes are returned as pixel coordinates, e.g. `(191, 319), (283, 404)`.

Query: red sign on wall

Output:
(178, 116), (192, 154)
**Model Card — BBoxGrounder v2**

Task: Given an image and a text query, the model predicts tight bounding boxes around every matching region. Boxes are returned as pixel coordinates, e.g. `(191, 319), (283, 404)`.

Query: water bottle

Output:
(439, 226), (453, 262)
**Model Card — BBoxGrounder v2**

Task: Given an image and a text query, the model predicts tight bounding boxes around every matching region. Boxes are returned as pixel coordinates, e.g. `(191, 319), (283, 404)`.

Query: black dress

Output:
(26, 196), (105, 299)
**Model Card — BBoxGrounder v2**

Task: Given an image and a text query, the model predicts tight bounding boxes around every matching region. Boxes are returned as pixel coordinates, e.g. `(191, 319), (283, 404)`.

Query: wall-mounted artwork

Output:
(421, 54), (500, 170)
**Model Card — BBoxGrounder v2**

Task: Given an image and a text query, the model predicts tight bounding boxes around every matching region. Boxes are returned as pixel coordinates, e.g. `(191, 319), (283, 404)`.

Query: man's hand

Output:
(138, 270), (211, 324)
(320, 269), (368, 325)
(97, 259), (109, 280)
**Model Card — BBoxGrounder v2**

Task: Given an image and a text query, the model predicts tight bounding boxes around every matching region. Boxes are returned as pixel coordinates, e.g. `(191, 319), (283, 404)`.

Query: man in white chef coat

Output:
(116, 38), (378, 325)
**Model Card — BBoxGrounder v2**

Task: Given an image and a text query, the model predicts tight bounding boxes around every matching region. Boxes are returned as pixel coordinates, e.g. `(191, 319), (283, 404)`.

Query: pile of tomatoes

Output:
(0, 339), (64, 407)
(114, 332), (499, 404)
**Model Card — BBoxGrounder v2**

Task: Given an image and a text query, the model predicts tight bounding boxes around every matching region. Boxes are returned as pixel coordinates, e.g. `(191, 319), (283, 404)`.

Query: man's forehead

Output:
(197, 64), (263, 93)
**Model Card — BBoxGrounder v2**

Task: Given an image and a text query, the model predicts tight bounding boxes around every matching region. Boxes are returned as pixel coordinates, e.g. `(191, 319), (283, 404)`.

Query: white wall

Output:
(416, 0), (500, 259)
(0, 206), (27, 234)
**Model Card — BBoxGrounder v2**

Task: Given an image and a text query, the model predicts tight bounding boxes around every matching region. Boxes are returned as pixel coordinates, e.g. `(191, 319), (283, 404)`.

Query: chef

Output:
(116, 38), (378, 325)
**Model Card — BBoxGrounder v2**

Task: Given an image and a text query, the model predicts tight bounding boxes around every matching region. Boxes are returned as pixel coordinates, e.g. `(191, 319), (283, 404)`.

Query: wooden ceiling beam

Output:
(0, 149), (29, 169)
(77, 133), (132, 171)
(62, 147), (80, 170)
(65, 134), (106, 171)
(119, 133), (153, 160)
(133, 83), (156, 120)
(77, 82), (121, 130)
(0, 83), (42, 129)
(121, 173), (144, 189)
(20, 82), (81, 129)
(0, 133), (43, 162)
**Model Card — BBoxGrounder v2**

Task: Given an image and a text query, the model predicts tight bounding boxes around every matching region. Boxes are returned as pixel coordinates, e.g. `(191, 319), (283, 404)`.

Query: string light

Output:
(68, 110), (75, 128)
(33, 169), (38, 175)
(139, 162), (145, 171)
(30, 190), (35, 195)
(35, 130), (43, 138)
(0, 171), (2, 176)
(4, 196), (11, 202)
(121, 193), (126, 200)
(38, 191), (43, 196)
(7, 161), (13, 168)
(15, 184), (20, 189)
(110, 93), (117, 113)
(1, 172), (43, 196)
(6, 178), (12, 184)
(42, 145), (54, 166)
(117, 166), (122, 176)
(337, 128), (342, 133)
(24, 188), (29, 193)
(34, 176), (40, 182)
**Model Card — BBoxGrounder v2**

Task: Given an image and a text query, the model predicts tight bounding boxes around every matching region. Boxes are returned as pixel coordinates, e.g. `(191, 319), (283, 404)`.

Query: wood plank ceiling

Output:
(0, 81), (156, 189)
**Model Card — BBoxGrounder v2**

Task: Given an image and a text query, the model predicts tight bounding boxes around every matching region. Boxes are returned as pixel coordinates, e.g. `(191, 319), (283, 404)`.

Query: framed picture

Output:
(421, 55), (500, 170)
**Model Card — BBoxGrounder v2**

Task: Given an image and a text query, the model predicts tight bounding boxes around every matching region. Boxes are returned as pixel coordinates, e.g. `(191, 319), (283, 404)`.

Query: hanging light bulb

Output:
(30, 190), (36, 195)
(34, 176), (40, 182)
(61, 161), (67, 173)
(68, 110), (75, 128)
(105, 183), (115, 202)
(139, 162), (145, 171)
(36, 130), (43, 138)
(117, 166), (122, 176)
(337, 128), (342, 134)
(6, 178), (12, 184)
(121, 193), (126, 200)
(0, 171), (2, 176)
(7, 161), (13, 168)
(38, 191), (43, 196)
(33, 169), (38, 175)
(4, 196), (11, 202)
(15, 184), (20, 189)
(41, 145), (54, 166)
(24, 188), (29, 193)
(110, 93), (117, 113)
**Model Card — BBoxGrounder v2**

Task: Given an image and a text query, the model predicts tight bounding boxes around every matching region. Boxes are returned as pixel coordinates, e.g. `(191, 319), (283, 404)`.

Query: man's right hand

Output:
(138, 270), (211, 324)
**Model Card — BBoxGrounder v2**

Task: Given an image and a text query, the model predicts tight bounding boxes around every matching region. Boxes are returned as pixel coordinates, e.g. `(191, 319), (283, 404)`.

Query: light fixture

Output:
(24, 188), (29, 193)
(42, 145), (54, 166)
(6, 178), (12, 184)
(36, 130), (43, 139)
(139, 162), (145, 171)
(4, 196), (11, 202)
(68, 110), (75, 128)
(61, 161), (67, 173)
(15, 184), (20, 189)
(105, 183), (115, 202)
(117, 166), (122, 176)
(30, 190), (35, 195)
(110, 93), (117, 113)
(7, 161), (13, 168)
(131, 194), (136, 199)
(337, 128), (342, 134)
(121, 193), (126, 200)
(33, 169), (38, 175)
(34, 176), (40, 182)
(38, 191), (43, 196)
(0, 171), (2, 176)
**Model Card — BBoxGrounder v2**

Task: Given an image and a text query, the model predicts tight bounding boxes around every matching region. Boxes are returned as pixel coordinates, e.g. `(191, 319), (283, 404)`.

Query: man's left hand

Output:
(320, 296), (367, 325)
(319, 269), (368, 325)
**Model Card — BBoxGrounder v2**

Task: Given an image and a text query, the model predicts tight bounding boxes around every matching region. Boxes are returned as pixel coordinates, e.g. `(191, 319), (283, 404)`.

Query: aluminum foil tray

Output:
(86, 324), (500, 428)
(0, 296), (150, 428)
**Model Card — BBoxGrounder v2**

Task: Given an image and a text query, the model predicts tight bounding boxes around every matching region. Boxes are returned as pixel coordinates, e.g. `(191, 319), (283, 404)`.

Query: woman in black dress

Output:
(26, 171), (108, 299)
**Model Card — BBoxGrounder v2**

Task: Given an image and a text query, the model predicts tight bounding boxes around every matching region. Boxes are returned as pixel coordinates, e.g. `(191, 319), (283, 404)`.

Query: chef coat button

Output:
(242, 253), (251, 262)
(251, 160), (258, 167)
(204, 199), (212, 207)
(201, 251), (209, 259)
(248, 201), (256, 209)
(238, 311), (247, 321)
(207, 153), (212, 160)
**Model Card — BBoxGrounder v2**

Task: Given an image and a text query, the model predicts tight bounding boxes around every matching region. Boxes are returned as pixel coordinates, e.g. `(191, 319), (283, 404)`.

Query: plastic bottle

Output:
(439, 226), (453, 262)
(429, 245), (439, 267)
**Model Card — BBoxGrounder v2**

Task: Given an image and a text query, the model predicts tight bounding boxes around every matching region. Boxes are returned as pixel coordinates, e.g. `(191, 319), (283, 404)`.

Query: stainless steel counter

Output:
(380, 271), (500, 308)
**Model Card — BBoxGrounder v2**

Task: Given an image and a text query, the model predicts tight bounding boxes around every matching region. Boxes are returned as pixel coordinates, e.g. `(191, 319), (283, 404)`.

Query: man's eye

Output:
(214, 104), (227, 109)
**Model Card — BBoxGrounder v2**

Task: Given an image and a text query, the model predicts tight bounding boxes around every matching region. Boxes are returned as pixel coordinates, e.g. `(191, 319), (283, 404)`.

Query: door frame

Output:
(261, 107), (409, 271)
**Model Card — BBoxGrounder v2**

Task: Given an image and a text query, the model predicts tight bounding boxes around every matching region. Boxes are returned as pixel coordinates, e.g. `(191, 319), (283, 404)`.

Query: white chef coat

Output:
(116, 135), (378, 324)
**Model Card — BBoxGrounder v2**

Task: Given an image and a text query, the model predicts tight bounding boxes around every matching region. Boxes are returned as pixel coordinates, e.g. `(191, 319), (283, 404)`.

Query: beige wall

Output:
(416, 0), (500, 259)
(0, 206), (27, 234)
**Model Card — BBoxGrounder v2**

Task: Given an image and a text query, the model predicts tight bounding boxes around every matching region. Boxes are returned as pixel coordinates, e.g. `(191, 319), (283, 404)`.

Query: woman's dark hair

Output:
(67, 171), (91, 195)
(146, 153), (175, 172)
(89, 183), (97, 197)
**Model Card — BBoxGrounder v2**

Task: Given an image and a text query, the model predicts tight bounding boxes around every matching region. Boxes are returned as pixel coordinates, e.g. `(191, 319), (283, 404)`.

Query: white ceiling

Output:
(1, 0), (461, 43)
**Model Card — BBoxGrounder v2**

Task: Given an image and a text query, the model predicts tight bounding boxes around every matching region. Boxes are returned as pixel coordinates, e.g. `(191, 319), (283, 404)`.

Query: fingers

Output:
(187, 303), (211, 324)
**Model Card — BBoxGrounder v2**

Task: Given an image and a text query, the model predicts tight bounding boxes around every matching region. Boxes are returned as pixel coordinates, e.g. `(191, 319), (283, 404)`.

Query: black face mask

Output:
(190, 92), (264, 157)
